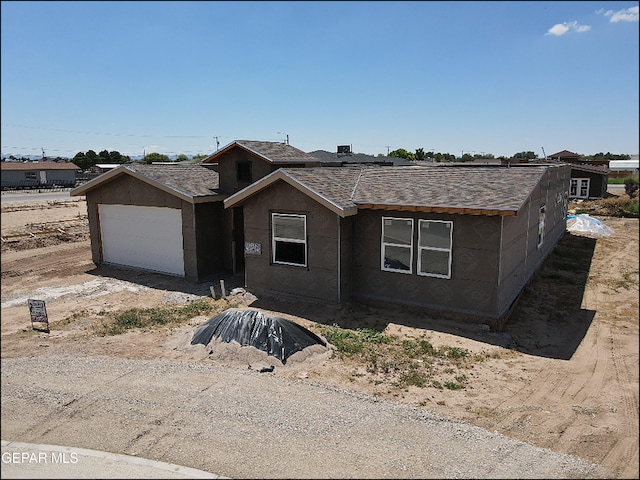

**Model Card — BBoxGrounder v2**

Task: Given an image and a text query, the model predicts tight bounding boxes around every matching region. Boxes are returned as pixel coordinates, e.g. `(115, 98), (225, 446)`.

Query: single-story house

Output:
(71, 140), (321, 279)
(224, 164), (571, 328)
(309, 149), (414, 167)
(568, 163), (608, 199)
(1, 161), (80, 189)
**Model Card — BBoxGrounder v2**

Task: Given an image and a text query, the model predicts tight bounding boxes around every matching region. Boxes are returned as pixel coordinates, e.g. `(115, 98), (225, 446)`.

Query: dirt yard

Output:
(1, 197), (638, 478)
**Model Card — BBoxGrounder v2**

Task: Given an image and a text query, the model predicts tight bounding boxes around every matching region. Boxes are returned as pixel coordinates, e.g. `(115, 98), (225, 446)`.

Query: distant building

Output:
(1, 161), (80, 190)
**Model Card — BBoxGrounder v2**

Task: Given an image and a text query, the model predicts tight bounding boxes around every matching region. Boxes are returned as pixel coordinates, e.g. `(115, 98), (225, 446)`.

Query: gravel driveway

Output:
(1, 356), (608, 479)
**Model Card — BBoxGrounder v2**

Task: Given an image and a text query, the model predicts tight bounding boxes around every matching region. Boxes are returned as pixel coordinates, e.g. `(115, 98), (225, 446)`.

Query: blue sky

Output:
(2, 1), (638, 159)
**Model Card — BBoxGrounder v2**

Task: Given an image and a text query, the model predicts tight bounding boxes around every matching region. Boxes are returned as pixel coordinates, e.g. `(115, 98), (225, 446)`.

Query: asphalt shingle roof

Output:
(277, 165), (549, 215)
(233, 140), (320, 164)
(125, 164), (221, 199)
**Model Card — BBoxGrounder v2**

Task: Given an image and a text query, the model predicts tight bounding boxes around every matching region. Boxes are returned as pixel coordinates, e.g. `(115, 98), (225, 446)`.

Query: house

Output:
(309, 149), (414, 167)
(1, 161), (80, 190)
(568, 163), (608, 199)
(223, 164), (571, 329)
(548, 150), (582, 163)
(71, 140), (320, 279)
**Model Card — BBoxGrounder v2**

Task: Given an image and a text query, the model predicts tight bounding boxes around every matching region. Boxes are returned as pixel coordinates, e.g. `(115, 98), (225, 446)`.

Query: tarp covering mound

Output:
(191, 309), (326, 364)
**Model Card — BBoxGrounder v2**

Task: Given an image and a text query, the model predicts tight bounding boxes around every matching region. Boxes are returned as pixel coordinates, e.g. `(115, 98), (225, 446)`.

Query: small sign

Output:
(245, 242), (262, 255)
(28, 299), (49, 331)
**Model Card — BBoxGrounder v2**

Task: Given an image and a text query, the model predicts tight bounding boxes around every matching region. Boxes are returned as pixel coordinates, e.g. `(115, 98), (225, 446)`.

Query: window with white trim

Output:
(418, 220), (453, 278)
(381, 217), (413, 273)
(272, 213), (307, 267)
(570, 178), (590, 199)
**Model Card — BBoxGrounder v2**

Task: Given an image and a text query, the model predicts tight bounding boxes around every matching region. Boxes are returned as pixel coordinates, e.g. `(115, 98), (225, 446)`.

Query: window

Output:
(418, 220), (453, 278)
(381, 217), (413, 273)
(570, 178), (590, 199)
(272, 213), (307, 266)
(237, 161), (252, 183)
(25, 171), (37, 180)
(537, 205), (546, 249)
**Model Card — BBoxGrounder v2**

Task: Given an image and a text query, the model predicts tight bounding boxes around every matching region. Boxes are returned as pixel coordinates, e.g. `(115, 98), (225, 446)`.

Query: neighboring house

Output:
(309, 149), (414, 167)
(71, 140), (320, 279)
(568, 163), (608, 199)
(1, 161), (80, 189)
(224, 164), (571, 329)
(548, 150), (582, 162)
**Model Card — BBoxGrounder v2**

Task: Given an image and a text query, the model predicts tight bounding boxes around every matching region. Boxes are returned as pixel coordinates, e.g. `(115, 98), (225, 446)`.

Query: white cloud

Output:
(606, 6), (639, 23)
(546, 20), (591, 36)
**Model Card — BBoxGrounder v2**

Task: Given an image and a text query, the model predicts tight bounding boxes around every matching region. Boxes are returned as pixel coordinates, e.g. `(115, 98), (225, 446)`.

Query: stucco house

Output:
(1, 161), (80, 189)
(224, 164), (571, 328)
(71, 140), (320, 279)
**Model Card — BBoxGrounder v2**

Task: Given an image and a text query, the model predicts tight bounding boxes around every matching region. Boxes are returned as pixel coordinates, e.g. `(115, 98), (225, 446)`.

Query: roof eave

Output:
(355, 203), (518, 216)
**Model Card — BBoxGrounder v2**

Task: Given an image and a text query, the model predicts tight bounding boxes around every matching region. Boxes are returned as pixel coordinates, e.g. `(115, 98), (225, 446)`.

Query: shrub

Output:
(624, 178), (639, 199)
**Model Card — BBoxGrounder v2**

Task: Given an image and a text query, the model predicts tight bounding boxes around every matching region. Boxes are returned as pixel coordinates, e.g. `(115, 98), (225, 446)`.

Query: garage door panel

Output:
(99, 204), (185, 276)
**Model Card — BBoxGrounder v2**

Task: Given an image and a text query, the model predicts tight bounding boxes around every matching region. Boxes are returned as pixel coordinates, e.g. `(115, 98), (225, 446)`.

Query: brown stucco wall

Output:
(193, 202), (226, 279)
(350, 210), (502, 318)
(216, 149), (277, 193)
(497, 165), (570, 319)
(241, 181), (342, 302)
(84, 174), (197, 278)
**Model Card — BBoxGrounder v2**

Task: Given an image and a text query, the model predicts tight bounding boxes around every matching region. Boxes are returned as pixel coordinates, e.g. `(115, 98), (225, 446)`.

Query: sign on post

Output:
(28, 299), (49, 332)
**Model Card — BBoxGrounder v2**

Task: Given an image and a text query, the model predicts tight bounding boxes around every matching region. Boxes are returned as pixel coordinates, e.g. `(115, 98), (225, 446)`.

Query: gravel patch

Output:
(1, 356), (609, 479)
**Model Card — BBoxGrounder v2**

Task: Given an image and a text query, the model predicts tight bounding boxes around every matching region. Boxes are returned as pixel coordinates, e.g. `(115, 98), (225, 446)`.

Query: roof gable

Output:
(203, 140), (320, 165)
(71, 164), (223, 203)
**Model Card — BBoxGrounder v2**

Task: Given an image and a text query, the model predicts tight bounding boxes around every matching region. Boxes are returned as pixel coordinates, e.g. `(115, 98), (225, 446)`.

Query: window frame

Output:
(570, 178), (590, 199)
(271, 213), (307, 267)
(381, 217), (414, 274)
(24, 171), (37, 180)
(417, 219), (454, 279)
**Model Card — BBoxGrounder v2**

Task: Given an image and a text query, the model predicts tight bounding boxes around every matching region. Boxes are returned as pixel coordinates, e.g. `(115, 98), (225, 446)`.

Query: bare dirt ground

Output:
(1, 197), (639, 478)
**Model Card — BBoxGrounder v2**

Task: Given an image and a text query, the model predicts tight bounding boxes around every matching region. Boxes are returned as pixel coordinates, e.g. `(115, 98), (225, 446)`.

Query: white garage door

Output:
(99, 204), (185, 276)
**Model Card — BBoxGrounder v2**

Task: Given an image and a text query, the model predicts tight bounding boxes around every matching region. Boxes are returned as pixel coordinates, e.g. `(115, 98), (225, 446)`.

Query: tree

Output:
(388, 148), (415, 161)
(176, 154), (190, 162)
(415, 148), (426, 161)
(98, 150), (111, 163)
(142, 152), (171, 164)
(109, 151), (130, 164)
(512, 151), (537, 160)
(191, 153), (209, 163)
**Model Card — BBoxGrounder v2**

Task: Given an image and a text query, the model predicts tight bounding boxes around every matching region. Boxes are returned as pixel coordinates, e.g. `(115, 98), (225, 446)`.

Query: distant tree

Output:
(415, 148), (426, 161)
(589, 152), (631, 161)
(109, 150), (130, 164)
(176, 154), (190, 162)
(191, 153), (209, 163)
(389, 148), (416, 161)
(98, 150), (111, 163)
(513, 151), (537, 160)
(72, 152), (91, 170)
(459, 153), (474, 162)
(142, 152), (171, 164)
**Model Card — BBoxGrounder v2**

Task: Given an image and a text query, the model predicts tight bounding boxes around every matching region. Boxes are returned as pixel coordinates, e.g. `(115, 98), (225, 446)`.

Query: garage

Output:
(99, 204), (185, 276)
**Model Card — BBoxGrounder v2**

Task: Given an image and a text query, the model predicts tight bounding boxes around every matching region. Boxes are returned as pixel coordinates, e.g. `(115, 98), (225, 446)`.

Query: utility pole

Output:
(386, 146), (391, 156)
(214, 136), (220, 151)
